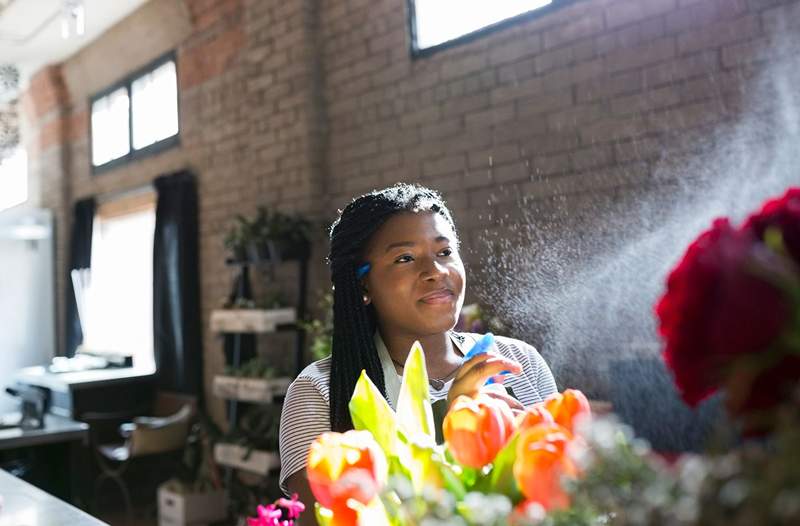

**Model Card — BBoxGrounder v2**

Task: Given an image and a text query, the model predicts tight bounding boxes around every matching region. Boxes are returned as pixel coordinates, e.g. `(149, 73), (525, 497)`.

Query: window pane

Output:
(91, 87), (130, 166)
(0, 148), (27, 212)
(131, 60), (179, 150)
(413, 0), (552, 50)
(84, 205), (155, 371)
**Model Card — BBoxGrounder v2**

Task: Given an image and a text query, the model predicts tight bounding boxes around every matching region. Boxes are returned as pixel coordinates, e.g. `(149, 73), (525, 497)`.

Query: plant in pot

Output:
(251, 206), (312, 263)
(159, 413), (228, 525)
(224, 214), (256, 264)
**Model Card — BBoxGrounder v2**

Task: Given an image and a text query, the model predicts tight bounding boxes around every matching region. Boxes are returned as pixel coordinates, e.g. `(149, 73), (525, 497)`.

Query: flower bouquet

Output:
(304, 340), (592, 525)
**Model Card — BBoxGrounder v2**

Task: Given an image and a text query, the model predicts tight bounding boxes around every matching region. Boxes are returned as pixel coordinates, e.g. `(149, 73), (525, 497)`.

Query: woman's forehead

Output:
(367, 212), (455, 250)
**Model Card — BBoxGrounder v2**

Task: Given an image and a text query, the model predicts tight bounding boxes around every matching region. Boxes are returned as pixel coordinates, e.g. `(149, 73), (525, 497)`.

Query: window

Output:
(91, 54), (179, 171)
(0, 148), (27, 212)
(410, 0), (554, 53)
(79, 191), (156, 370)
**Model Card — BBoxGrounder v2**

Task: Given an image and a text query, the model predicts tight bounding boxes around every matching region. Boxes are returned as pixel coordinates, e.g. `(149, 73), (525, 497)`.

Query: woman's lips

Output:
(419, 290), (455, 304)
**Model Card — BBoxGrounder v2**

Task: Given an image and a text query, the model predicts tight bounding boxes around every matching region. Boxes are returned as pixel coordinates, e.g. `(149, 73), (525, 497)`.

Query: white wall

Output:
(0, 208), (55, 413)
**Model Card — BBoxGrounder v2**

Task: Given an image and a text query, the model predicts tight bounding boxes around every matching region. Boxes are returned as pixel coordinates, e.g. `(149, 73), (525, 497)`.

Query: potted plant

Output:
(251, 206), (312, 263)
(158, 415), (228, 526)
(224, 214), (257, 264)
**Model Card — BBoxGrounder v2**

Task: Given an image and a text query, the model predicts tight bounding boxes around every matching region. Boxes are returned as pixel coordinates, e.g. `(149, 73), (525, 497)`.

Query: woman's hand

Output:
(447, 350), (522, 406)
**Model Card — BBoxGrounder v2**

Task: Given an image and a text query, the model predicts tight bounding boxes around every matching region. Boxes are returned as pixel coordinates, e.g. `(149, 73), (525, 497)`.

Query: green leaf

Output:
(396, 342), (435, 444)
(485, 431), (524, 503)
(349, 370), (397, 455)
(314, 503), (333, 526)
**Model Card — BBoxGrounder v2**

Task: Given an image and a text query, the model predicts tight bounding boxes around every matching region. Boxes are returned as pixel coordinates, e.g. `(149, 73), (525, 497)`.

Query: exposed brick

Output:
(677, 14), (762, 54)
(762, 2), (800, 32)
(577, 70), (643, 102)
(610, 86), (681, 115)
(465, 104), (515, 130)
(665, 0), (749, 35)
(543, 11), (606, 50)
(605, 0), (677, 29)
(489, 35), (542, 66)
(605, 37), (676, 73)
(643, 50), (720, 87)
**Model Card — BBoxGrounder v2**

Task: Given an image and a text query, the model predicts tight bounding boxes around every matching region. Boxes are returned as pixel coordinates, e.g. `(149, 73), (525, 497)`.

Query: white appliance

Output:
(0, 208), (55, 413)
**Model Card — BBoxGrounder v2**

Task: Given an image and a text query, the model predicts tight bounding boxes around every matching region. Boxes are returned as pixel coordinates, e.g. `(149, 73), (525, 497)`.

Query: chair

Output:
(85, 392), (195, 519)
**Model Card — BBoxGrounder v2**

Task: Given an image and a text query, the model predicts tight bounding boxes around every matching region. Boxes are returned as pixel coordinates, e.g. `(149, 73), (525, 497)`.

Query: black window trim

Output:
(90, 50), (180, 175)
(407, 0), (573, 58)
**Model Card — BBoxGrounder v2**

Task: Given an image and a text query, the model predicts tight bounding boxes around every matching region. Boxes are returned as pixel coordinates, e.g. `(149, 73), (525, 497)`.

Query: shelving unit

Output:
(210, 241), (309, 518)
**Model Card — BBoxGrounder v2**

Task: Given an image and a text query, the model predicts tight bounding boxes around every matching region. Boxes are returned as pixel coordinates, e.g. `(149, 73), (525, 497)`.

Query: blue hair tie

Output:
(356, 263), (371, 279)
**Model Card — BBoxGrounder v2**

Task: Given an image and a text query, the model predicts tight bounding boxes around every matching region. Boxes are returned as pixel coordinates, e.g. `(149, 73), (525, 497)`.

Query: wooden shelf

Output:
(212, 375), (291, 403)
(209, 308), (296, 333)
(213, 443), (279, 475)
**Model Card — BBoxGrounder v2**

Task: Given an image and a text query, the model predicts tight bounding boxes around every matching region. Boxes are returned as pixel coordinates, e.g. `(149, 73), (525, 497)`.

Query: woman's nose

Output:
(421, 258), (447, 279)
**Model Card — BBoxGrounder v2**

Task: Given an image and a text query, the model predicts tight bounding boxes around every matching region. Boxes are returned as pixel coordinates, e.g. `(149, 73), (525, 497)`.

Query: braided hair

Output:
(327, 183), (458, 431)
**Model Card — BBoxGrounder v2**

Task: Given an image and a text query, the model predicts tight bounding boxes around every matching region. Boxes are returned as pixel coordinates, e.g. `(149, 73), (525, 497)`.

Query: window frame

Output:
(407, 0), (572, 57)
(89, 51), (180, 174)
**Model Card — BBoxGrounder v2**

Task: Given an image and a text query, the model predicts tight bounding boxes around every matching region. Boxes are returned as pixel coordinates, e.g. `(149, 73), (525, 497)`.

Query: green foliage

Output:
(224, 356), (278, 379)
(232, 404), (282, 452)
(300, 291), (333, 361)
(223, 206), (312, 262)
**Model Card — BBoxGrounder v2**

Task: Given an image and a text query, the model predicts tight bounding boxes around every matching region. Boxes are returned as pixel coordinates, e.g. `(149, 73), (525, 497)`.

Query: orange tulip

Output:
(307, 430), (387, 513)
(443, 393), (516, 469)
(516, 403), (555, 430)
(513, 423), (576, 511)
(543, 389), (591, 434)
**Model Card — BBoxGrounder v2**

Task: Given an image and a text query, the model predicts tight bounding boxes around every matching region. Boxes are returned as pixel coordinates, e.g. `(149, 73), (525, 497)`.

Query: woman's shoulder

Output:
(288, 355), (332, 399)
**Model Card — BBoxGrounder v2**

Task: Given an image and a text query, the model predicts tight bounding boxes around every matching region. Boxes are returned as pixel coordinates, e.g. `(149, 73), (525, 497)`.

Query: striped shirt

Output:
(277, 331), (558, 494)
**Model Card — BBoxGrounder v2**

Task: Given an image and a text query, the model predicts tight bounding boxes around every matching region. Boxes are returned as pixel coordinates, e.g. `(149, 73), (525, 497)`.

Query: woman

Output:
(278, 184), (557, 514)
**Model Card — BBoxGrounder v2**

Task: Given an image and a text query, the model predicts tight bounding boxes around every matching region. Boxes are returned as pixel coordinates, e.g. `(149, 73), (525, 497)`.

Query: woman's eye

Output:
(439, 247), (453, 257)
(395, 255), (414, 263)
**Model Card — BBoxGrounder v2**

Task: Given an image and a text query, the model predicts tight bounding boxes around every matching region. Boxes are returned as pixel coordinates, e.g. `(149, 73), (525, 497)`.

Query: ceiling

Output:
(0, 0), (149, 89)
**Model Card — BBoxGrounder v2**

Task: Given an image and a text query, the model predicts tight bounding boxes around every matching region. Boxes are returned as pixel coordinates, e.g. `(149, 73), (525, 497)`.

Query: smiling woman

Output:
(277, 184), (558, 520)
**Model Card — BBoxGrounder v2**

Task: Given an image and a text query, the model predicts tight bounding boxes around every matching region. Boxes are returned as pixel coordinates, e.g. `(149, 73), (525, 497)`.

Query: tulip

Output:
(513, 423), (576, 511)
(543, 389), (591, 434)
(443, 393), (516, 469)
(516, 403), (555, 430)
(307, 430), (387, 514)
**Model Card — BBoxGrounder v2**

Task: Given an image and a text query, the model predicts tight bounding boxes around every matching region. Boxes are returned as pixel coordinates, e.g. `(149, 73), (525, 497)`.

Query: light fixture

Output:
(61, 0), (85, 39)
(0, 65), (19, 162)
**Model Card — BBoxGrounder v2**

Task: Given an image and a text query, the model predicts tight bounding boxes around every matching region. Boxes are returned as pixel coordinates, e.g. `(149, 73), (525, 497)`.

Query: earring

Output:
(363, 295), (370, 305)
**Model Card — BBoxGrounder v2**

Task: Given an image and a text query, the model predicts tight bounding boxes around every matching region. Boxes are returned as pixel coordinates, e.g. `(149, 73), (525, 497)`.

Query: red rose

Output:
(656, 218), (793, 407)
(743, 187), (800, 263)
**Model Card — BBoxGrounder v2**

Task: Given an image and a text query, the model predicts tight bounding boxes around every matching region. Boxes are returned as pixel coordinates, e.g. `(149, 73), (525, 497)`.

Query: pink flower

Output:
(247, 504), (282, 526)
(247, 494), (306, 526)
(276, 494), (305, 520)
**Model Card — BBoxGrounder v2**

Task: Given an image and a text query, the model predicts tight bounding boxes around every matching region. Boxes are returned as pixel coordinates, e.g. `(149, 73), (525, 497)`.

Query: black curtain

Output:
(65, 197), (96, 357)
(153, 170), (202, 398)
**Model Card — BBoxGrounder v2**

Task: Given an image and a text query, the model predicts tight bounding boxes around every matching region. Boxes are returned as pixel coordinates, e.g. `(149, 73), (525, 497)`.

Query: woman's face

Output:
(362, 211), (466, 338)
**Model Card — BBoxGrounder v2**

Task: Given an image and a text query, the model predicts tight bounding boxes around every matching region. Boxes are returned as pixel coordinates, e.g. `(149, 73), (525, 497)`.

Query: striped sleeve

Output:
(526, 342), (558, 399)
(278, 374), (330, 495)
(467, 332), (559, 406)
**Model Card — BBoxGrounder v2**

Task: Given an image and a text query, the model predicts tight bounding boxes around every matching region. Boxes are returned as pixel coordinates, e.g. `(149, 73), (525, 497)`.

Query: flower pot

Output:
(157, 482), (227, 526)
(213, 375), (292, 403)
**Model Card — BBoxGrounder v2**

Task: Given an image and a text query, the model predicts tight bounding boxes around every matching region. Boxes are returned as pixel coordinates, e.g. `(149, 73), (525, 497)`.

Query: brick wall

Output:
(19, 0), (800, 423)
(317, 0), (799, 251)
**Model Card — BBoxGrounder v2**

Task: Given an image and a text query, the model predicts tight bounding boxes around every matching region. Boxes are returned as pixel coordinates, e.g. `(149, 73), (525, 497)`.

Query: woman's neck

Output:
(378, 328), (462, 378)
